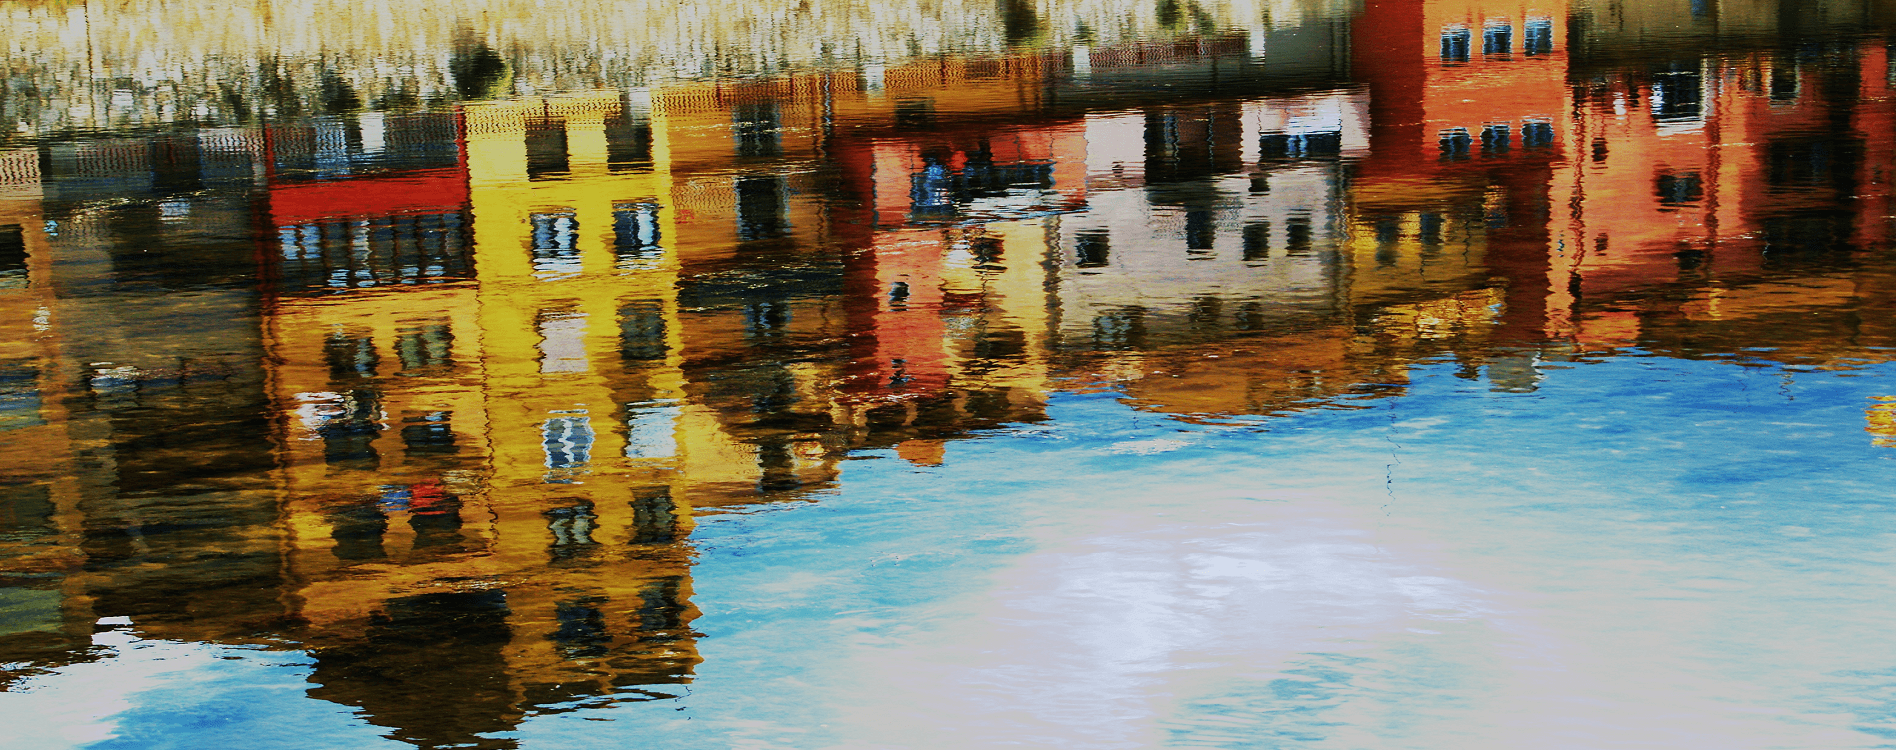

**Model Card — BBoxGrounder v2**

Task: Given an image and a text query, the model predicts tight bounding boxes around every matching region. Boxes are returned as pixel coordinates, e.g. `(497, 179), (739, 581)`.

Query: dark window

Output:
(1652, 67), (1704, 122)
(894, 99), (935, 130)
(0, 362), (41, 432)
(612, 202), (663, 270)
(1075, 230), (1110, 268)
(1285, 216), (1314, 255)
(735, 175), (788, 241)
(732, 101), (781, 159)
(619, 300), (668, 361)
(275, 212), (474, 296)
(1092, 307), (1146, 351)
(544, 500), (599, 558)
(1770, 64), (1799, 104)
(1656, 171), (1704, 206)
(1440, 127), (1472, 161)
(395, 324), (453, 373)
(1260, 131), (1343, 161)
(325, 331), (379, 380)
(1523, 120), (1555, 149)
(744, 301), (788, 338)
(525, 116), (569, 179)
(1524, 18), (1554, 55)
(320, 390), (381, 469)
(1242, 221), (1270, 261)
(0, 225), (24, 289)
(1483, 23), (1512, 56)
(605, 107), (653, 171)
(401, 411), (458, 455)
(529, 211), (581, 280)
(970, 235), (1004, 271)
(1441, 27), (1472, 63)
(0, 483), (55, 541)
(1481, 124), (1512, 156)
(1418, 213), (1445, 246)
(326, 502), (387, 560)
(550, 599), (611, 658)
(629, 486), (677, 544)
(1185, 209), (1215, 253)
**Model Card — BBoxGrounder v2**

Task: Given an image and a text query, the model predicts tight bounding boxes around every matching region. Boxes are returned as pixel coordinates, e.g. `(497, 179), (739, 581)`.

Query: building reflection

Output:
(7, 1), (1896, 745)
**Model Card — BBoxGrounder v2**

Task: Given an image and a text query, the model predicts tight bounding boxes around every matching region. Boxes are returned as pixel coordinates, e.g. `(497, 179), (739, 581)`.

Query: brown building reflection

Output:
(9, 2), (1896, 746)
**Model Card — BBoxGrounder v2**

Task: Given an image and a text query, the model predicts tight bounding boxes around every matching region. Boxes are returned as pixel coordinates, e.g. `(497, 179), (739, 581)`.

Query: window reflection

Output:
(525, 115), (570, 180)
(537, 308), (589, 373)
(1482, 22), (1512, 56)
(1439, 127), (1472, 160)
(734, 175), (788, 241)
(618, 300), (668, 362)
(395, 324), (453, 374)
(0, 225), (25, 289)
(0, 361), (42, 431)
(550, 598), (610, 658)
(1441, 25), (1472, 63)
(732, 101), (781, 159)
(542, 410), (594, 479)
(544, 499), (599, 557)
(1656, 171), (1705, 207)
(612, 202), (663, 270)
(400, 411), (457, 455)
(1525, 17), (1554, 55)
(529, 211), (582, 281)
(624, 401), (679, 460)
(1075, 230), (1110, 268)
(629, 486), (678, 544)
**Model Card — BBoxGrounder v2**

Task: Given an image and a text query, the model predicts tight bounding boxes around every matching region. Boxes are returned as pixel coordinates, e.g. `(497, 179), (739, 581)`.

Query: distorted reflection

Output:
(5, 0), (1896, 747)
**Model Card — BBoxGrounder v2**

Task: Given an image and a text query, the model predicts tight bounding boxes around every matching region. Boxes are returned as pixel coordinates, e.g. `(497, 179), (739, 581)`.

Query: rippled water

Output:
(5, 0), (1896, 747)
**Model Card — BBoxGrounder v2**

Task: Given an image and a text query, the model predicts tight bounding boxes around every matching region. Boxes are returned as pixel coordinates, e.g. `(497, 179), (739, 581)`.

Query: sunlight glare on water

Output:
(5, 0), (1896, 747)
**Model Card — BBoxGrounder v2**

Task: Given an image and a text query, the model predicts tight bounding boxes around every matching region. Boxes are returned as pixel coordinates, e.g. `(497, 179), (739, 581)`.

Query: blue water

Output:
(18, 353), (1895, 748)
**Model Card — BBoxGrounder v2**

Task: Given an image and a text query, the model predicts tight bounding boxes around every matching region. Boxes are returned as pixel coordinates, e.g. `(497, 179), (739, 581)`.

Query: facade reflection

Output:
(7, 1), (1896, 746)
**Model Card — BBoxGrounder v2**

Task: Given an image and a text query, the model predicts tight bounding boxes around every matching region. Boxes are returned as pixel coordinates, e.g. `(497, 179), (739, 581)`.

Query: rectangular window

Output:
(1441, 26), (1472, 63)
(0, 362), (42, 432)
(624, 401), (680, 460)
(529, 211), (582, 281)
(542, 411), (595, 473)
(732, 101), (781, 159)
(1074, 230), (1110, 268)
(1284, 215), (1314, 256)
(401, 411), (458, 455)
(1481, 124), (1512, 156)
(1482, 23), (1512, 56)
(1653, 68), (1706, 122)
(1522, 120), (1556, 149)
(629, 486), (678, 544)
(605, 108), (653, 172)
(612, 202), (663, 270)
(1524, 17), (1554, 55)
(537, 309), (589, 374)
(1242, 221), (1270, 262)
(1439, 127), (1472, 161)
(0, 225), (25, 289)
(395, 324), (453, 373)
(619, 300), (668, 361)
(525, 116), (569, 179)
(735, 175), (789, 241)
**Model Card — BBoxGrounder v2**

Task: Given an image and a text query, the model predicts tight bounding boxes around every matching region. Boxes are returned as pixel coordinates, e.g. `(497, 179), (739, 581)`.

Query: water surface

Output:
(5, 1), (1896, 747)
